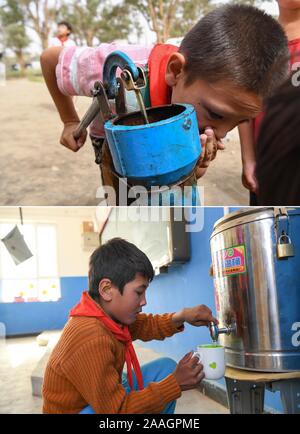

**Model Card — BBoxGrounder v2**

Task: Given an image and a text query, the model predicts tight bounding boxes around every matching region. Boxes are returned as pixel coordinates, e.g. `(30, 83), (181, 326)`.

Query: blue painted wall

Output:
(0, 276), (87, 336)
(139, 207), (283, 413)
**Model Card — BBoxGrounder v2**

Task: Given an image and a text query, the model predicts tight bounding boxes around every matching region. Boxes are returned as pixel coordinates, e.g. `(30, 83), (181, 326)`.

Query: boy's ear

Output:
(165, 53), (186, 87)
(98, 278), (113, 302)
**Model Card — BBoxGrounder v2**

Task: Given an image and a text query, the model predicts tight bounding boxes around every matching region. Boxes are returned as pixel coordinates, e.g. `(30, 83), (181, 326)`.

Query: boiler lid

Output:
(211, 207), (300, 238)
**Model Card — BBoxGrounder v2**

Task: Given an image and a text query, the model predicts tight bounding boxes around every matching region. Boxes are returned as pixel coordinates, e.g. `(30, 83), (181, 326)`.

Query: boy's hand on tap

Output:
(60, 121), (87, 152)
(172, 305), (218, 328)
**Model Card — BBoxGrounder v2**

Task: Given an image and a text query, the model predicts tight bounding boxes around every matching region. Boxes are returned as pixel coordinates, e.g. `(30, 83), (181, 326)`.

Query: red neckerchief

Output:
(148, 43), (179, 107)
(289, 37), (300, 65)
(69, 291), (144, 391)
(58, 36), (69, 46)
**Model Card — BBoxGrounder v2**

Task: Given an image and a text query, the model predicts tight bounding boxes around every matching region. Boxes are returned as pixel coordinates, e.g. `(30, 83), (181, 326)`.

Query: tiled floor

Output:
(0, 336), (48, 414)
(0, 333), (228, 414)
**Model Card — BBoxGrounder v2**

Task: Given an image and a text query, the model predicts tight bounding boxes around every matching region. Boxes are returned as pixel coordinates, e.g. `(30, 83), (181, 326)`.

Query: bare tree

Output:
(59, 0), (135, 46)
(0, 0), (31, 72)
(125, 0), (213, 43)
(21, 0), (60, 50)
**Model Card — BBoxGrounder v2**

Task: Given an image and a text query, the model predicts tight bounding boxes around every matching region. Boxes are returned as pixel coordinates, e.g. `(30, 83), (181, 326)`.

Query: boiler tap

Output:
(209, 321), (236, 342)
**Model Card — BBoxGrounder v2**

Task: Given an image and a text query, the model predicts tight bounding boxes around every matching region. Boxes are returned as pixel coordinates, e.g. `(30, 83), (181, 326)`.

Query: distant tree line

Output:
(0, 0), (273, 71)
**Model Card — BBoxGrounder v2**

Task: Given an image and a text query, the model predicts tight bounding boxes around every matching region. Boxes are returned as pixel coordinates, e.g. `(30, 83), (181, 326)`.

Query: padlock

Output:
(276, 234), (295, 259)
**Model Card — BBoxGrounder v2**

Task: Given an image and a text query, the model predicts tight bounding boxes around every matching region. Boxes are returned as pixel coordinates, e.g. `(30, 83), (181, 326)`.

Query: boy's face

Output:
(171, 77), (262, 141)
(166, 53), (262, 141)
(104, 273), (148, 326)
(57, 24), (70, 38)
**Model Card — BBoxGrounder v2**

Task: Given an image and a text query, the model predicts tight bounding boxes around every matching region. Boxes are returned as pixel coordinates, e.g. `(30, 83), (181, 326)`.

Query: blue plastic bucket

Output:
(104, 104), (202, 187)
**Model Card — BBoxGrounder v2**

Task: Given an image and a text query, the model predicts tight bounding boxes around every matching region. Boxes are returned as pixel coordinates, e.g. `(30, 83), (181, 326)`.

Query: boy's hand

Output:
(195, 128), (224, 178)
(60, 122), (87, 152)
(173, 352), (205, 391)
(172, 305), (218, 328)
(242, 162), (258, 193)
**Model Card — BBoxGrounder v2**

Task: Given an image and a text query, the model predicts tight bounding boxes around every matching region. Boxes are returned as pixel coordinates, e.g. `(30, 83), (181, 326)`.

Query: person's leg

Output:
(80, 357), (177, 414)
(90, 136), (105, 165)
(250, 191), (258, 206)
(122, 357), (177, 414)
(79, 405), (96, 414)
(142, 357), (177, 414)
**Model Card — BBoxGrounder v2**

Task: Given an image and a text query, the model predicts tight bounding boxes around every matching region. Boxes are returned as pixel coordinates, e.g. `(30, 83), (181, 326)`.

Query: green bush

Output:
(6, 69), (43, 82)
(6, 70), (26, 79)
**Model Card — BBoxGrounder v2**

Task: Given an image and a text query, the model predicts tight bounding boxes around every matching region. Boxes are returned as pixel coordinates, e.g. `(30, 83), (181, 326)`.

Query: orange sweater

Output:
(42, 312), (183, 414)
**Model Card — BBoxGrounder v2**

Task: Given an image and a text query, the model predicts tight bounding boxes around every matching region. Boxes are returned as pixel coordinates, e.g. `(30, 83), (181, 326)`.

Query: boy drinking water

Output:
(42, 238), (218, 414)
(41, 4), (289, 194)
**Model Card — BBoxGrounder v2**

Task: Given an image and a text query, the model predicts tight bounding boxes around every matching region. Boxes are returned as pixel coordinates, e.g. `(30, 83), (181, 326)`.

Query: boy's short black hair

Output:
(58, 21), (73, 33)
(88, 238), (154, 301)
(179, 4), (289, 99)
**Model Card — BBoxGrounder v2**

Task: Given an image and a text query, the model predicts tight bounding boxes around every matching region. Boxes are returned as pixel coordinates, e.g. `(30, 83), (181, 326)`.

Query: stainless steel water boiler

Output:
(210, 207), (300, 372)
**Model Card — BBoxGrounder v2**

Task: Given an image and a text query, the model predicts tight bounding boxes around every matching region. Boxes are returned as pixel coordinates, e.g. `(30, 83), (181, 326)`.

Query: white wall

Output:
(0, 207), (100, 277)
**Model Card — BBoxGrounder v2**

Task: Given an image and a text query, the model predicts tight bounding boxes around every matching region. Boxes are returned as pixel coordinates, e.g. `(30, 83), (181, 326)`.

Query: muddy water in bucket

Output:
(104, 103), (202, 187)
(114, 105), (185, 127)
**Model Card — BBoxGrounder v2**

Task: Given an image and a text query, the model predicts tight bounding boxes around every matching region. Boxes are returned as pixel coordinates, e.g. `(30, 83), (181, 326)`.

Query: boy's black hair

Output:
(179, 4), (289, 99)
(88, 238), (154, 301)
(58, 21), (73, 34)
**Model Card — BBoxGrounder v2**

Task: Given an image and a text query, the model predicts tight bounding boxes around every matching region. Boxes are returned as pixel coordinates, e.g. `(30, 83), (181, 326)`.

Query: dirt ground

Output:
(0, 79), (249, 206)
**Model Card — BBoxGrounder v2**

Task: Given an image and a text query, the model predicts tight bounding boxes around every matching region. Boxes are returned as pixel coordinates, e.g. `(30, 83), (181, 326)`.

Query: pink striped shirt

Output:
(56, 43), (153, 137)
